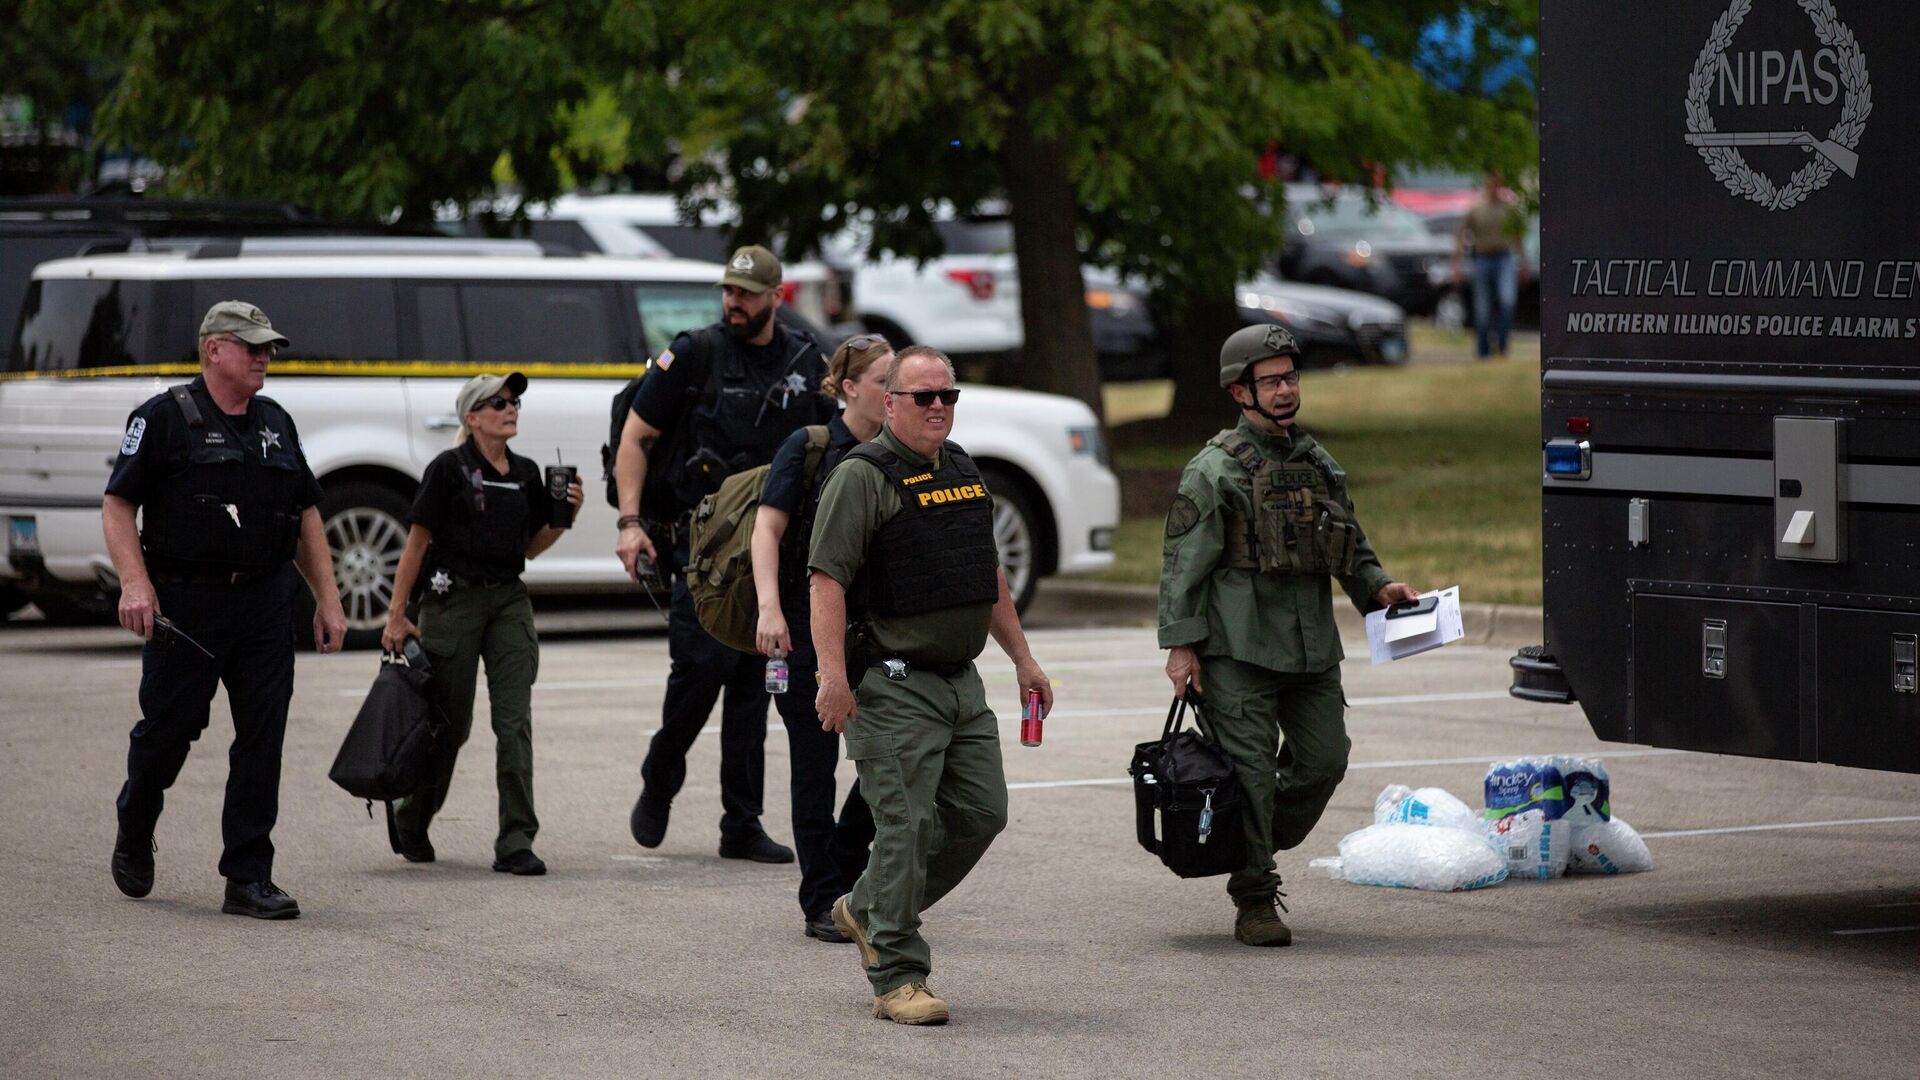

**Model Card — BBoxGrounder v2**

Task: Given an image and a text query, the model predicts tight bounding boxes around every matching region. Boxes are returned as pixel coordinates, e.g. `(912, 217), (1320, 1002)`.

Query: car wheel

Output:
(981, 467), (1040, 614)
(317, 481), (411, 650)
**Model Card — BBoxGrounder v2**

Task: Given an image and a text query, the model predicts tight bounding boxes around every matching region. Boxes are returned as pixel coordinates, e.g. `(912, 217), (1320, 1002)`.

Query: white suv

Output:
(0, 243), (1119, 644)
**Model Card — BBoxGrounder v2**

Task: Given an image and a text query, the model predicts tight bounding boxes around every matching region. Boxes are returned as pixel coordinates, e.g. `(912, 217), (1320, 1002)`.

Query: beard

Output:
(725, 305), (774, 340)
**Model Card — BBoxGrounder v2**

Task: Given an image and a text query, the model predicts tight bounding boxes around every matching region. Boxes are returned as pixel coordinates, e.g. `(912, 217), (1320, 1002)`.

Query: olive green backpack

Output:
(684, 425), (830, 654)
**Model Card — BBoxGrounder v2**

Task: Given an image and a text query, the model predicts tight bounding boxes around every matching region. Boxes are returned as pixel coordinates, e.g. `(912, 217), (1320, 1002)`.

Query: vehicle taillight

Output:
(946, 269), (996, 301)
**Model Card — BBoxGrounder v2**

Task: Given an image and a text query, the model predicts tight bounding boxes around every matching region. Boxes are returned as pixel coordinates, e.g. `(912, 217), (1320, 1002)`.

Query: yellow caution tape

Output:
(0, 359), (653, 382)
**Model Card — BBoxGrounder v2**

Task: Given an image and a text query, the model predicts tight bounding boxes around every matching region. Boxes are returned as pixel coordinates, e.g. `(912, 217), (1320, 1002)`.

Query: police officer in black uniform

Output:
(103, 300), (348, 919)
(613, 245), (835, 861)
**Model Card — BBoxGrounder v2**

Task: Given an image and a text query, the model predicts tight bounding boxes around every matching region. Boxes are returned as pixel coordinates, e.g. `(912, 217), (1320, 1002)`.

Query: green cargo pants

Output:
(394, 580), (541, 860)
(843, 663), (1009, 996)
(1198, 656), (1349, 904)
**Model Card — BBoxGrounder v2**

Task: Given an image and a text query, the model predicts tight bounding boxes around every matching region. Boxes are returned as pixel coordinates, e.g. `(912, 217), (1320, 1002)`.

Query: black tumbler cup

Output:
(546, 464), (577, 528)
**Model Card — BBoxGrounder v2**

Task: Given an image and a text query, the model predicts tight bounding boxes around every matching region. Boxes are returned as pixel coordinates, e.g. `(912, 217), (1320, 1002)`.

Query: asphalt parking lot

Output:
(3, 588), (1915, 1079)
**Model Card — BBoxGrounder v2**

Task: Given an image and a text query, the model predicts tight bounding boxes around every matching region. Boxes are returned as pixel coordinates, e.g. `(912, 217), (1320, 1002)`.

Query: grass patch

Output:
(1096, 353), (1543, 604)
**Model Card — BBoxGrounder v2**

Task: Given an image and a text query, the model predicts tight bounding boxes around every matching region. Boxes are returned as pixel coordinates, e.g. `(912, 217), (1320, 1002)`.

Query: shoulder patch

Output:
(120, 417), (147, 457)
(654, 347), (675, 371)
(1165, 493), (1201, 538)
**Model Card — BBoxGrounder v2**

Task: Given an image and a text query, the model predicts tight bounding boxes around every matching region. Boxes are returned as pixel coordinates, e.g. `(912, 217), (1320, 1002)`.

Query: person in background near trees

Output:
(750, 333), (890, 943)
(1159, 324), (1419, 947)
(1450, 170), (1531, 359)
(104, 300), (347, 920)
(381, 372), (583, 877)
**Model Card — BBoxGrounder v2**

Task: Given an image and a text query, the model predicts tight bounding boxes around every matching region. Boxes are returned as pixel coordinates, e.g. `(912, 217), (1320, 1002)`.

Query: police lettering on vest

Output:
(1207, 429), (1359, 577)
(846, 440), (999, 618)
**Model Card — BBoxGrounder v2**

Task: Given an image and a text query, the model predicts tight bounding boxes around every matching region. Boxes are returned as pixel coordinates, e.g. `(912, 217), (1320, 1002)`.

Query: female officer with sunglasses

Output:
(379, 372), (583, 876)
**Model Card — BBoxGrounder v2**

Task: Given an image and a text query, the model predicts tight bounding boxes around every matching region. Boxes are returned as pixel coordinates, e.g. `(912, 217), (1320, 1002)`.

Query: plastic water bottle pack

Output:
(1316, 756), (1652, 893)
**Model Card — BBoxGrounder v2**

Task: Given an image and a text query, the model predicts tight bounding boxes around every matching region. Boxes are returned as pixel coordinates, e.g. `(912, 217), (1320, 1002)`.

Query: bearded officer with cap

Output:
(1159, 323), (1419, 947)
(103, 300), (348, 919)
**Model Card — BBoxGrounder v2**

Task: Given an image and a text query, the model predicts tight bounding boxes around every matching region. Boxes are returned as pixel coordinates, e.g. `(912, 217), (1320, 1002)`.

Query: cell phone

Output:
(1385, 596), (1438, 619)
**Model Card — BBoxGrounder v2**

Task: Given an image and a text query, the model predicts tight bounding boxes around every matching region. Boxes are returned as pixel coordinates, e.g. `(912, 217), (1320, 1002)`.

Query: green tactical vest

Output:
(1206, 429), (1359, 577)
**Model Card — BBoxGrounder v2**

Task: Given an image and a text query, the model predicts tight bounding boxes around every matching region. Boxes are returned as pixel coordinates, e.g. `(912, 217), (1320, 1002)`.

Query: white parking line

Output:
(1005, 747), (1683, 790)
(1639, 816), (1920, 839)
(1830, 925), (1920, 936)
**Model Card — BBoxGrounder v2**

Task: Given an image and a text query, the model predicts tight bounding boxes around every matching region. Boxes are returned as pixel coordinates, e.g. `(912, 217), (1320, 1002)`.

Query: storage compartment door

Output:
(1632, 595), (1804, 760)
(1817, 608), (1920, 773)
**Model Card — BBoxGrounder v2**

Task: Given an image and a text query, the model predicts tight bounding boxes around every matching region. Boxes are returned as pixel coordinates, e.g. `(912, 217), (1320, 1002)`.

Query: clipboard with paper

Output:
(1365, 585), (1464, 664)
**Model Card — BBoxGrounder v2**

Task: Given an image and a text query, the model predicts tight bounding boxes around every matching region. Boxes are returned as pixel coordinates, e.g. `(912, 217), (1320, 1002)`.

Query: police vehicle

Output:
(0, 242), (1120, 644)
(1513, 1), (1920, 774)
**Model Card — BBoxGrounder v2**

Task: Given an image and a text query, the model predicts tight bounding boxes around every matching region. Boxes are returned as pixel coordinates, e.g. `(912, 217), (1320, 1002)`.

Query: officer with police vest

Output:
(613, 245), (834, 863)
(103, 300), (348, 919)
(811, 346), (1053, 1026)
(1159, 324), (1418, 947)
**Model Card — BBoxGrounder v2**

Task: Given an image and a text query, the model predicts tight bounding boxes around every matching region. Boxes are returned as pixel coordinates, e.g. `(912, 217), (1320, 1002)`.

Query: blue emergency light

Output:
(1543, 438), (1592, 480)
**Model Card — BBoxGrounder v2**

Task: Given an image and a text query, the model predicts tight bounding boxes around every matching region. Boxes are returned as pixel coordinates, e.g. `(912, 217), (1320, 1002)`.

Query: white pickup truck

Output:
(0, 243), (1119, 644)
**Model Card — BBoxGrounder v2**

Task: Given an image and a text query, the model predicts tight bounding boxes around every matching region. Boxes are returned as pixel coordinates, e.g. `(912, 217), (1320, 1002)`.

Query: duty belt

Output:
(872, 658), (971, 681)
(151, 566), (278, 586)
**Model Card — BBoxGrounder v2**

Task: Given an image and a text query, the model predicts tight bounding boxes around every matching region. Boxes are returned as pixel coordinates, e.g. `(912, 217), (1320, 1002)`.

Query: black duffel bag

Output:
(1130, 690), (1246, 879)
(328, 638), (444, 803)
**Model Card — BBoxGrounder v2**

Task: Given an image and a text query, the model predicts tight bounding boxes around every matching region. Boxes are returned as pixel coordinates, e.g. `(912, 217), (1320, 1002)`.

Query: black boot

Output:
(111, 829), (155, 898)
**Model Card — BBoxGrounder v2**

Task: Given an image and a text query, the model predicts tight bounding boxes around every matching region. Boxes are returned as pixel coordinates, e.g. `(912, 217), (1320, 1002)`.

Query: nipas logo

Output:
(1683, 0), (1871, 211)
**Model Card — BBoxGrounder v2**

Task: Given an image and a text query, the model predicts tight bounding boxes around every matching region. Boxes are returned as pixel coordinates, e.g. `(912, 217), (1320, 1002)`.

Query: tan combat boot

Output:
(832, 895), (878, 969)
(1233, 896), (1294, 947)
(872, 982), (950, 1025)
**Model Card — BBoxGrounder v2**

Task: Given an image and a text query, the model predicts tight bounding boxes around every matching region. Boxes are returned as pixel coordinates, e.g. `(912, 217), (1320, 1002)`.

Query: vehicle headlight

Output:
(1067, 425), (1109, 467)
(1342, 240), (1373, 268)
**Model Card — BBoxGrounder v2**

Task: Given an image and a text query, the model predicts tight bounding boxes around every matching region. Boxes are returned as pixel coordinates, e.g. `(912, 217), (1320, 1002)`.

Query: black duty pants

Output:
(639, 575), (770, 841)
(116, 564), (298, 883)
(770, 644), (876, 919)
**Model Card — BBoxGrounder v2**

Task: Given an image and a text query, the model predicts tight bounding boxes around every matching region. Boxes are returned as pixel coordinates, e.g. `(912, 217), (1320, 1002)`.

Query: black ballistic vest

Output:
(141, 385), (306, 572)
(848, 439), (1000, 618)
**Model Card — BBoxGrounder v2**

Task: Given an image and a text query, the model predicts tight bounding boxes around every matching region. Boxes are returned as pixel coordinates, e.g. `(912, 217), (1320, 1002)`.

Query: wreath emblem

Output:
(1684, 0), (1871, 211)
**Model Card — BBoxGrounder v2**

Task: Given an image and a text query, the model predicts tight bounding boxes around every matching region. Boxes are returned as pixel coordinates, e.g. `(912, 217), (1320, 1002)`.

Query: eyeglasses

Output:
(1250, 372), (1301, 392)
(889, 388), (961, 408)
(479, 394), (521, 411)
(220, 336), (276, 359)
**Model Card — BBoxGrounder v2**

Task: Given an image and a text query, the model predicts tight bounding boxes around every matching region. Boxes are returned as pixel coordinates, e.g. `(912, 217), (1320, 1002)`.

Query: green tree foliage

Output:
(90, 0), (673, 223)
(672, 0), (1536, 426)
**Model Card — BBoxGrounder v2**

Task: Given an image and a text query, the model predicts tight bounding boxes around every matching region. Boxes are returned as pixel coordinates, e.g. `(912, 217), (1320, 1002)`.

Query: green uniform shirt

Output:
(809, 426), (995, 665)
(1158, 417), (1393, 673)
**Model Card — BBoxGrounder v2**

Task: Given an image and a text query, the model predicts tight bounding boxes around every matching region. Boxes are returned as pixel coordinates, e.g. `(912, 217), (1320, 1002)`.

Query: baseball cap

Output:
(456, 372), (529, 416)
(1218, 323), (1300, 387)
(199, 300), (291, 347)
(717, 245), (782, 293)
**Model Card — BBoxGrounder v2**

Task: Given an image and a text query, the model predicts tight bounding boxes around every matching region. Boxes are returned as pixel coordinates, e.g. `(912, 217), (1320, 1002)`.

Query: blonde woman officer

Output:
(750, 334), (889, 941)
(380, 372), (583, 876)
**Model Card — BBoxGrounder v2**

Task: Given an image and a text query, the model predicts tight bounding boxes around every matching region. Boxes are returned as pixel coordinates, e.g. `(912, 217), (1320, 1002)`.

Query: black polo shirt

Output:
(409, 441), (552, 583)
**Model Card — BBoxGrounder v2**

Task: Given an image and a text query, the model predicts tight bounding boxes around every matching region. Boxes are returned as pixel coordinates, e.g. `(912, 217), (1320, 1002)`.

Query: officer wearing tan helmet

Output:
(1158, 323), (1419, 947)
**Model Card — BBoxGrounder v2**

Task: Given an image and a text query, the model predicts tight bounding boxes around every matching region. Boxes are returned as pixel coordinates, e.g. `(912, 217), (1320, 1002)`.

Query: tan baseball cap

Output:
(456, 372), (528, 416)
(717, 245), (782, 293)
(199, 300), (291, 347)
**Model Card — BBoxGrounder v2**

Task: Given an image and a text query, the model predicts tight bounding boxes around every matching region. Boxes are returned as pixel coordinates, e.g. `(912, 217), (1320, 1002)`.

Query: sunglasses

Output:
(840, 333), (889, 355)
(889, 388), (961, 408)
(478, 394), (521, 411)
(221, 336), (276, 359)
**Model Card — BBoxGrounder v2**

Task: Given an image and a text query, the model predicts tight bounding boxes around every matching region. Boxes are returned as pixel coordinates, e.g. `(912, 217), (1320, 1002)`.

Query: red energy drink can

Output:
(1020, 689), (1043, 747)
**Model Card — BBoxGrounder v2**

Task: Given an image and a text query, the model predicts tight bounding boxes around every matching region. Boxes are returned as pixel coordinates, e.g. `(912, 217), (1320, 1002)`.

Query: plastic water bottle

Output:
(765, 650), (789, 694)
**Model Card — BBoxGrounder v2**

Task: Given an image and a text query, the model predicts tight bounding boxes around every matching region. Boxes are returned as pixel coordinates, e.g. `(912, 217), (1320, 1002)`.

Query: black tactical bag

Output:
(1130, 691), (1246, 879)
(328, 639), (444, 803)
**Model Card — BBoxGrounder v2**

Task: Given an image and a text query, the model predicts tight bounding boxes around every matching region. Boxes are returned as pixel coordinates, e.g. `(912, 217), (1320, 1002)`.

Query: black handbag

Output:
(328, 639), (444, 803)
(1129, 690), (1246, 879)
